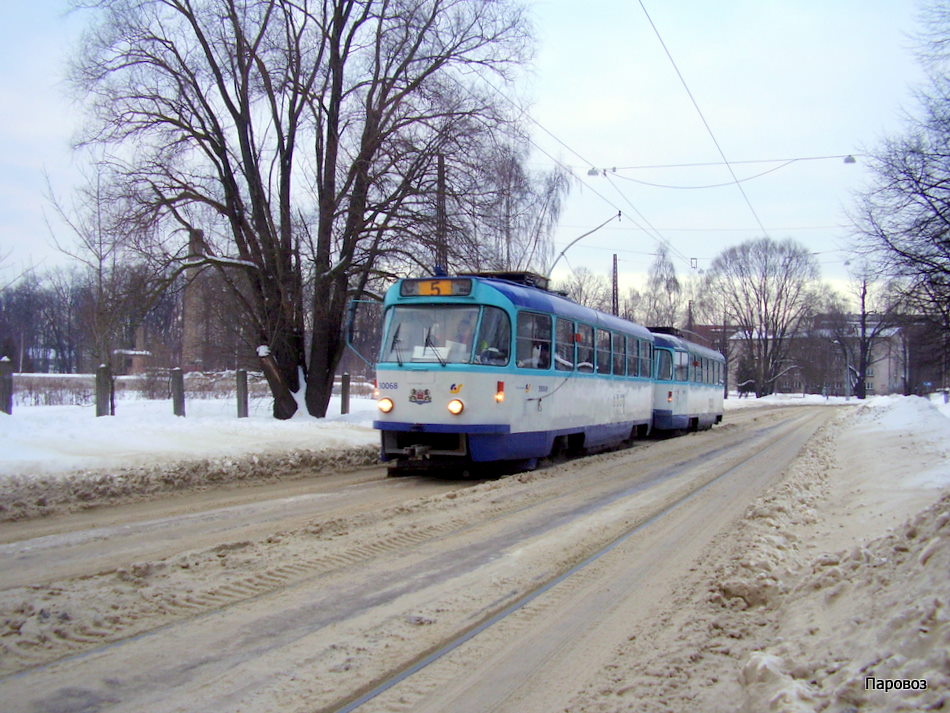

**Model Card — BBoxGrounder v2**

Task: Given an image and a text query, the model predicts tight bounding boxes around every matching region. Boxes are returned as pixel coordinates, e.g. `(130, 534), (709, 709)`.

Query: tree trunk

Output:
(258, 346), (299, 420)
(305, 275), (346, 418)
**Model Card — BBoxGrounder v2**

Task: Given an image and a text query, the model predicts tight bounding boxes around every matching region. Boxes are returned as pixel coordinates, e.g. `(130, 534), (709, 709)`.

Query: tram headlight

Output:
(377, 397), (394, 414)
(447, 398), (465, 415)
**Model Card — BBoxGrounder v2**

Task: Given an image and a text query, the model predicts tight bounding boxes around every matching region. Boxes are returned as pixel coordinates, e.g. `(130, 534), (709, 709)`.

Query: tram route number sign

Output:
(400, 278), (472, 297)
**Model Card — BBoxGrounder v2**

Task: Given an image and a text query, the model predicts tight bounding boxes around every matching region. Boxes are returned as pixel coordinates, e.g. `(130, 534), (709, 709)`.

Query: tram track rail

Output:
(325, 409), (828, 713)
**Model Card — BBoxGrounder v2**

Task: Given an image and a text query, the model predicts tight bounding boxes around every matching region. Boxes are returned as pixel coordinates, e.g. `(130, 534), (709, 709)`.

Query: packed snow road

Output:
(0, 406), (853, 712)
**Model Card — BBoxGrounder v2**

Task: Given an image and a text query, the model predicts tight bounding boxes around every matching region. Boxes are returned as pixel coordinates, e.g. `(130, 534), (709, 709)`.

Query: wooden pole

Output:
(236, 369), (249, 418)
(0, 357), (12, 415)
(341, 372), (350, 415)
(95, 364), (112, 417)
(171, 368), (185, 417)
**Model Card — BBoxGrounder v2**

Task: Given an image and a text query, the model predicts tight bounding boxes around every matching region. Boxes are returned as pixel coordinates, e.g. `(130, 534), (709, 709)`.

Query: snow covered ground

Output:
(0, 391), (947, 480)
(0, 393), (379, 479)
(0, 390), (948, 710)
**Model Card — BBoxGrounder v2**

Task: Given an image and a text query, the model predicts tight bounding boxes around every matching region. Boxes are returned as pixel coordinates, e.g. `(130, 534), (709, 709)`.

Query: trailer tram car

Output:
(373, 273), (657, 474)
(650, 330), (725, 433)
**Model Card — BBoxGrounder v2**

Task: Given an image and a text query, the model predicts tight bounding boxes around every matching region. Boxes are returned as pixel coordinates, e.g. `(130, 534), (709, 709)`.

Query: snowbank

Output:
(1, 392), (947, 522)
(0, 396), (380, 520)
(559, 395), (949, 713)
(726, 396), (950, 712)
(0, 396), (378, 478)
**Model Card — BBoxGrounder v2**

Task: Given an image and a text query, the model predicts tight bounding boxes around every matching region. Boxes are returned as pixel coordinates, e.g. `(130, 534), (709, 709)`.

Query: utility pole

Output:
(435, 154), (448, 273)
(611, 254), (619, 316)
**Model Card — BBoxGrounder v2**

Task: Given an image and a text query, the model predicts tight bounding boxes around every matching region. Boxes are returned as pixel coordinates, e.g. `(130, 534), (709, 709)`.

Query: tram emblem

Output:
(409, 388), (432, 405)
(449, 383), (463, 394)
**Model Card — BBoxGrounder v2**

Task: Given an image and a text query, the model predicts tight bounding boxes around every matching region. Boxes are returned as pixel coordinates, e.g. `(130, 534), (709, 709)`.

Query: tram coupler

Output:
(403, 444), (432, 460)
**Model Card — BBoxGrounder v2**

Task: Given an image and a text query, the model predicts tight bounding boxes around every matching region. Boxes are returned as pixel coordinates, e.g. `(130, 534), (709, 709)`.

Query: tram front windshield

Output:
(381, 305), (510, 365)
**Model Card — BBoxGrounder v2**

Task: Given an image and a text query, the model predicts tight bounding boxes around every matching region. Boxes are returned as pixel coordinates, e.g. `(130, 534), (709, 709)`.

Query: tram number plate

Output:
(400, 278), (472, 297)
(418, 279), (453, 295)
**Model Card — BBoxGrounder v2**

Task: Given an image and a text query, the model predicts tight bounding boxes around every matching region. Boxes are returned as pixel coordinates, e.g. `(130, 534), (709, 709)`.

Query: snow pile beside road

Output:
(0, 397), (378, 478)
(730, 396), (950, 712)
(739, 493), (950, 712)
(562, 396), (949, 713)
(0, 443), (379, 521)
(0, 396), (379, 520)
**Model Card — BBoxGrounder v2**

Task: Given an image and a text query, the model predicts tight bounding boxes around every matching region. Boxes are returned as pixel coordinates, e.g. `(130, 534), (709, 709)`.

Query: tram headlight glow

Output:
(447, 398), (465, 415)
(377, 397), (395, 413)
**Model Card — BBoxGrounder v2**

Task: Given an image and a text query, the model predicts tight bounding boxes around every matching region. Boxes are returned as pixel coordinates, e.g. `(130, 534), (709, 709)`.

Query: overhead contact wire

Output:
(637, 0), (771, 237)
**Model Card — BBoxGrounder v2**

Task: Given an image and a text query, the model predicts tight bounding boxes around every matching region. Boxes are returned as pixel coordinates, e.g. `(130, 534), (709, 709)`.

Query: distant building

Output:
(702, 313), (947, 397)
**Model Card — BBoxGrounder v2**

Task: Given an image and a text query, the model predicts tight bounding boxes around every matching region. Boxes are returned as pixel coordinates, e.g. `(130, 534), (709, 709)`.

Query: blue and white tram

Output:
(650, 330), (725, 433)
(373, 273), (656, 473)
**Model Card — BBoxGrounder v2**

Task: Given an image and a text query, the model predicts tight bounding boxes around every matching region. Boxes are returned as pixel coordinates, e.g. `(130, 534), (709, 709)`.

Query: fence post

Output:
(341, 372), (350, 415)
(95, 364), (112, 417)
(171, 368), (185, 417)
(236, 369), (249, 418)
(0, 357), (12, 415)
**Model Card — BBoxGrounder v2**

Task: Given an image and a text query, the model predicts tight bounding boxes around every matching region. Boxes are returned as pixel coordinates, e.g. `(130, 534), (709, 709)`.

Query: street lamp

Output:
(547, 212), (622, 280)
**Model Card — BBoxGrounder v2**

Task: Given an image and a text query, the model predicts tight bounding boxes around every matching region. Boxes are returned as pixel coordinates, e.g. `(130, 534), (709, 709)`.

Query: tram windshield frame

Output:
(380, 305), (511, 365)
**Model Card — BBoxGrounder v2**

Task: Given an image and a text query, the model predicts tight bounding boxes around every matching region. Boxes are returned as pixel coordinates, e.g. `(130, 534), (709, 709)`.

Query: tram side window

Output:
(555, 318), (575, 371)
(674, 351), (689, 382)
(475, 306), (511, 365)
(626, 336), (638, 377)
(656, 349), (673, 381)
(595, 329), (611, 374)
(516, 312), (552, 369)
(576, 324), (594, 372)
(612, 333), (626, 375)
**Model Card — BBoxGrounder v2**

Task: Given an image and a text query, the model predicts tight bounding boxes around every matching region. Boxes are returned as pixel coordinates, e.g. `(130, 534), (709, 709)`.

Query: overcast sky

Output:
(530, 0), (926, 290)
(0, 1), (928, 294)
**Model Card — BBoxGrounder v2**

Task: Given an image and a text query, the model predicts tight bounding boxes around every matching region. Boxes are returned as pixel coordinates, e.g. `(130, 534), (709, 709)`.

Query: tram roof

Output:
(651, 331), (725, 361)
(473, 276), (653, 339)
(386, 275), (653, 339)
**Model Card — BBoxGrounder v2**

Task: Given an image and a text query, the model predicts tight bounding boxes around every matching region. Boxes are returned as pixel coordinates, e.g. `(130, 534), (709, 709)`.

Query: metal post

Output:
(236, 369), (249, 418)
(0, 356), (13, 415)
(95, 364), (112, 417)
(341, 372), (350, 415)
(171, 367), (185, 417)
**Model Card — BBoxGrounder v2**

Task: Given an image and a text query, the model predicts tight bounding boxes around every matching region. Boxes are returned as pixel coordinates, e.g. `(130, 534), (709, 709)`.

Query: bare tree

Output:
(47, 167), (175, 409)
(705, 237), (820, 397)
(555, 266), (611, 312)
(41, 268), (87, 373)
(453, 144), (569, 272)
(620, 286), (643, 324)
(853, 0), (950, 327)
(69, 0), (532, 418)
(822, 265), (906, 399)
(641, 245), (682, 327)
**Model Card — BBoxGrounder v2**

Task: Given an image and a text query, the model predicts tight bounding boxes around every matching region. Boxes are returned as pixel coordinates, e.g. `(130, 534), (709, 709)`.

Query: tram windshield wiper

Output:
(390, 323), (404, 366)
(424, 327), (447, 366)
